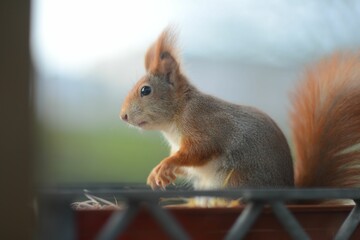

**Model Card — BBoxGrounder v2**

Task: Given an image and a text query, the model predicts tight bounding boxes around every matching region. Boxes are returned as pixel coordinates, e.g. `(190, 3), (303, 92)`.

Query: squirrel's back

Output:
(178, 89), (294, 188)
(291, 53), (360, 188)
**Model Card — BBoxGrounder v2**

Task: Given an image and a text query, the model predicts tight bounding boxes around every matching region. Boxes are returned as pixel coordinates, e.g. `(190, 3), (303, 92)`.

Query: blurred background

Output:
(31, 0), (360, 185)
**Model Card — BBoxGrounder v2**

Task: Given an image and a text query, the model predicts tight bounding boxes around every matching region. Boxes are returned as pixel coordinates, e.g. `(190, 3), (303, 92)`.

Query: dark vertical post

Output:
(0, 0), (34, 239)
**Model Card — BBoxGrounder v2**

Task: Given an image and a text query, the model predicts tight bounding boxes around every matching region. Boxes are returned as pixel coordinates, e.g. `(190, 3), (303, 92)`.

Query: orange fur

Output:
(143, 28), (224, 189)
(144, 27), (189, 96)
(124, 27), (360, 191)
(145, 27), (180, 75)
(168, 137), (222, 167)
(147, 135), (223, 189)
(291, 53), (360, 188)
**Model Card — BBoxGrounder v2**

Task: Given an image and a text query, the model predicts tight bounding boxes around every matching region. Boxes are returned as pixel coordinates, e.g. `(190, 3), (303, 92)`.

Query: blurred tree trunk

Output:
(0, 1), (34, 239)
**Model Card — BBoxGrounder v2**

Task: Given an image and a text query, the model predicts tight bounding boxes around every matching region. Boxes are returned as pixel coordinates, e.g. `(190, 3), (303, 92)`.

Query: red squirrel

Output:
(120, 28), (360, 190)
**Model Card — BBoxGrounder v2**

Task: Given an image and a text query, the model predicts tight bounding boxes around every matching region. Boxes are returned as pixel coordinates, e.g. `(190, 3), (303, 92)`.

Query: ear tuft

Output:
(145, 43), (155, 71)
(144, 27), (180, 76)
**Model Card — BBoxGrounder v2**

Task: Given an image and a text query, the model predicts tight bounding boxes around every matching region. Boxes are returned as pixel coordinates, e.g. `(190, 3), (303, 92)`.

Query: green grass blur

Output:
(37, 125), (169, 185)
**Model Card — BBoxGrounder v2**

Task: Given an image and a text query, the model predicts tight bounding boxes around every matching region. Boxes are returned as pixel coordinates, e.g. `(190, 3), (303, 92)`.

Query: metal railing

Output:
(37, 185), (360, 240)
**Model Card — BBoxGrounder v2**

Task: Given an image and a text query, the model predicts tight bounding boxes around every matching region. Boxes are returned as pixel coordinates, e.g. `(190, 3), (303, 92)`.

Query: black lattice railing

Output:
(37, 186), (360, 240)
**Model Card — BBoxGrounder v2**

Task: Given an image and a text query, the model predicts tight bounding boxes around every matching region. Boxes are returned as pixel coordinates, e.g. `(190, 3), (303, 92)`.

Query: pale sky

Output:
(31, 0), (175, 74)
(31, 0), (360, 76)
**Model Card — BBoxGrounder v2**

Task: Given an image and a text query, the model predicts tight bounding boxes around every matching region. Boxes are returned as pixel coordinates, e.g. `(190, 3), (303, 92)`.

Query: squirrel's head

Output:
(120, 27), (188, 130)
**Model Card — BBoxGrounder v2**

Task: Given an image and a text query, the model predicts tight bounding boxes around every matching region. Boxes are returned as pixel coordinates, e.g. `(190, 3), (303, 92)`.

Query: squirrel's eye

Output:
(140, 86), (152, 97)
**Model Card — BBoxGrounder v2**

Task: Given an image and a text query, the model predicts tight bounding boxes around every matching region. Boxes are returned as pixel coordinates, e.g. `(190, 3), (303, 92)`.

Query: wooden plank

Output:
(0, 1), (34, 239)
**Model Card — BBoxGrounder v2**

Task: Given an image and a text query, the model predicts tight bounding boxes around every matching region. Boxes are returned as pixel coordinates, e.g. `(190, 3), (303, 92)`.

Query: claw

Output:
(147, 161), (178, 190)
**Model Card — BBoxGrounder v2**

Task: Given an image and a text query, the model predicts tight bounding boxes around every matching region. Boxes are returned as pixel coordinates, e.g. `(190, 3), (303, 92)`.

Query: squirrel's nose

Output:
(121, 113), (128, 122)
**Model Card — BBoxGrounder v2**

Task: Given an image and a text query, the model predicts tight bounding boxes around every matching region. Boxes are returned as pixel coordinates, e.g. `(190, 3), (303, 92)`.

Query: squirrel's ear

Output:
(144, 43), (155, 71)
(144, 27), (180, 77)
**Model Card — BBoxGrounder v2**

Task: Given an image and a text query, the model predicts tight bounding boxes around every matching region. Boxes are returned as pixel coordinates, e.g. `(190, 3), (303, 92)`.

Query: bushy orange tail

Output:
(291, 53), (360, 188)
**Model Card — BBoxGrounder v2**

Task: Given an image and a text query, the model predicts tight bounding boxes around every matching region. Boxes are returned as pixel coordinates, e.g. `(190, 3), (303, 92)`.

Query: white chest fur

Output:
(162, 123), (181, 154)
(161, 124), (222, 190)
(185, 160), (222, 190)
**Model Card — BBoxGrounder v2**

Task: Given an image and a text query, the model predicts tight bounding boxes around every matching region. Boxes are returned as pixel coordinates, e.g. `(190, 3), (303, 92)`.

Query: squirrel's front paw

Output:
(147, 162), (177, 190)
